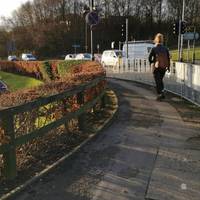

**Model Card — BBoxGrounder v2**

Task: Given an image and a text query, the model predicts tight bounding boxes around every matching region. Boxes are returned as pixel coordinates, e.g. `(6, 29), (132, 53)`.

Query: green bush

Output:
(57, 60), (85, 78)
(39, 61), (54, 81)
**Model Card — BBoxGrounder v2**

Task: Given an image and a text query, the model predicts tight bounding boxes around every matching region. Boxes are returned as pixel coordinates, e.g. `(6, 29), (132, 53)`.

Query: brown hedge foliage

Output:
(0, 61), (105, 108)
(49, 60), (60, 78)
(0, 60), (105, 81)
(0, 61), (41, 78)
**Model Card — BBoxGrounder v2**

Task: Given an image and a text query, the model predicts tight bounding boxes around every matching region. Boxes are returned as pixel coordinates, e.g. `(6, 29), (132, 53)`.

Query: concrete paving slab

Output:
(10, 79), (200, 200)
(146, 166), (200, 200)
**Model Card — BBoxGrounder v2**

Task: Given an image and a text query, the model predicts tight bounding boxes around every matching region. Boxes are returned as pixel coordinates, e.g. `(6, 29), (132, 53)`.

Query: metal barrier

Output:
(106, 59), (200, 106)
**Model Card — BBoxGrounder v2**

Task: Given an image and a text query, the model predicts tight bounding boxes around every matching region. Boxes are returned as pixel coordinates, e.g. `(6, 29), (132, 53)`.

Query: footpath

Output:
(11, 79), (200, 200)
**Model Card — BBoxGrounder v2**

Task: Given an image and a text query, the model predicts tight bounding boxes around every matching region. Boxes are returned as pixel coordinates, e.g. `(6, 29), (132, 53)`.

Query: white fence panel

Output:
(106, 58), (200, 106)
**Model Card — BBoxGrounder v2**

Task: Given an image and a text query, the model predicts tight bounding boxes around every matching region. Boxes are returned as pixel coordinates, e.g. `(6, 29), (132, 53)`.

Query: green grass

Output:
(170, 47), (200, 62)
(0, 71), (43, 92)
(57, 60), (86, 77)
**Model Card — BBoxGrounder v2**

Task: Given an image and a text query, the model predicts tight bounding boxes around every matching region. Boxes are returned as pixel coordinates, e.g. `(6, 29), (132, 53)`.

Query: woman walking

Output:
(149, 33), (170, 100)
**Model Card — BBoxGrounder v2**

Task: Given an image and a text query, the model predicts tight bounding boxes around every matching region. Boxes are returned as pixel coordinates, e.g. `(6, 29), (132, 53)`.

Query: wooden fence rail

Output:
(0, 76), (106, 179)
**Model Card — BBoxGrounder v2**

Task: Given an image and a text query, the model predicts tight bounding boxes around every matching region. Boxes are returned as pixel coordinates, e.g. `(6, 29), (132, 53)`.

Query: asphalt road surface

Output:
(12, 79), (200, 200)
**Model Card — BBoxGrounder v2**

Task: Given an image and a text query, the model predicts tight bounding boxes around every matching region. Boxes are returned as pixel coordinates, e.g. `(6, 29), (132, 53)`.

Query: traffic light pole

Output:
(179, 0), (185, 62)
(178, 20), (181, 61)
(126, 18), (129, 59)
(85, 20), (88, 52)
(90, 0), (94, 60)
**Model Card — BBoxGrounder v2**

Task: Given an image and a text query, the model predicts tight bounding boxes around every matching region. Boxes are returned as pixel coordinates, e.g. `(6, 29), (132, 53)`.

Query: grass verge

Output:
(170, 47), (200, 62)
(0, 71), (43, 92)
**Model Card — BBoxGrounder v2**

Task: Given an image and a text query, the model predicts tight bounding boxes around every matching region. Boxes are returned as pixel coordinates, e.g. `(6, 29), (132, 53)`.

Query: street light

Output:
(83, 5), (90, 52)
(90, 0), (94, 60)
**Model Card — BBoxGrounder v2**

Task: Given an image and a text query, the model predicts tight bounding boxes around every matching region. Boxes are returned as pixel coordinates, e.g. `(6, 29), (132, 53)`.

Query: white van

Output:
(21, 53), (37, 61)
(101, 50), (124, 67)
(122, 41), (154, 59)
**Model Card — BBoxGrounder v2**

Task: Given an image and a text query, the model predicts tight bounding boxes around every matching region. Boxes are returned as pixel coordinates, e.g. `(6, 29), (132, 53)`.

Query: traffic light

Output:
(173, 22), (179, 35)
(83, 5), (90, 18)
(181, 21), (187, 34)
(121, 24), (125, 40)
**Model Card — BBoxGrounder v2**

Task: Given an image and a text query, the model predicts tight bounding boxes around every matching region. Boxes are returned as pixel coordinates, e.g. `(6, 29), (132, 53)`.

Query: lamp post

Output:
(83, 5), (90, 52)
(90, 0), (94, 60)
(126, 18), (129, 59)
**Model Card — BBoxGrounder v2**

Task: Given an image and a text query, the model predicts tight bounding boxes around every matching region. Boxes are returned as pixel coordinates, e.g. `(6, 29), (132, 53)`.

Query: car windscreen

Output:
(27, 55), (34, 58)
(84, 54), (91, 58)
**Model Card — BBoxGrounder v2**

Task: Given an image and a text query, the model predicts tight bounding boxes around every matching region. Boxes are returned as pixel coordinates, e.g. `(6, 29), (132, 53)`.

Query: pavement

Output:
(11, 79), (200, 200)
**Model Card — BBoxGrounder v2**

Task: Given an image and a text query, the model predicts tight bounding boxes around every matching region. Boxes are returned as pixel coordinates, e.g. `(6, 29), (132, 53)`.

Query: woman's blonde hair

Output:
(154, 33), (164, 44)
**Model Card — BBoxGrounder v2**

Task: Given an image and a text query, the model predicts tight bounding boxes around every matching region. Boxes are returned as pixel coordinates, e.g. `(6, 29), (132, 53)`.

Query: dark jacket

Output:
(148, 44), (170, 69)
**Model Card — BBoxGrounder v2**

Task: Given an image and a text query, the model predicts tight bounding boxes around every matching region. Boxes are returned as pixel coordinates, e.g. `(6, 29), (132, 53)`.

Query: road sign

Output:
(86, 11), (99, 26)
(183, 32), (199, 40)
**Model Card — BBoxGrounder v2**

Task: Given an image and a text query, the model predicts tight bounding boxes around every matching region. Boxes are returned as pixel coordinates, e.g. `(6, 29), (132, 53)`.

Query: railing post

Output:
(92, 87), (99, 113)
(100, 91), (107, 109)
(2, 114), (17, 179)
(77, 92), (85, 131)
(62, 98), (69, 133)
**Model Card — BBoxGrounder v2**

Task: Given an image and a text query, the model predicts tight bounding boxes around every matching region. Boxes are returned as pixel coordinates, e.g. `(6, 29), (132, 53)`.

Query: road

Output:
(12, 79), (200, 200)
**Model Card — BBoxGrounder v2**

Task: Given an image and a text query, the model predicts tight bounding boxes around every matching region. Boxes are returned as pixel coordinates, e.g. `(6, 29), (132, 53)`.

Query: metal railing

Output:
(106, 59), (200, 106)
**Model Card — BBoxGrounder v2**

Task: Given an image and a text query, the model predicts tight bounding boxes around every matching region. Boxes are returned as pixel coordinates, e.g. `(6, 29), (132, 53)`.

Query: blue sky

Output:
(0, 0), (30, 18)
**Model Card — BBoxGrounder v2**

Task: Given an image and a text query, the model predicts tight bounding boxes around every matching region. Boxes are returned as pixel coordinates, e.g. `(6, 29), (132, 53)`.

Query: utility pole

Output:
(126, 18), (129, 59)
(179, 0), (185, 62)
(178, 20), (181, 61)
(74, 0), (77, 54)
(90, 0), (94, 60)
(85, 22), (88, 52)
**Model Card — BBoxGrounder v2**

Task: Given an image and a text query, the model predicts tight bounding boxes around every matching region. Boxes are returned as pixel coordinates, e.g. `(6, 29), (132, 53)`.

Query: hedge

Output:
(0, 60), (88, 81)
(39, 61), (54, 81)
(0, 61), (105, 108)
(56, 60), (85, 78)
(0, 61), (41, 78)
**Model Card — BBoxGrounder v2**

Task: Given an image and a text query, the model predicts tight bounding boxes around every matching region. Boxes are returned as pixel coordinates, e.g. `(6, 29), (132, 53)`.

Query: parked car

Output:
(101, 50), (125, 67)
(75, 53), (92, 60)
(21, 53), (37, 61)
(0, 80), (8, 94)
(65, 54), (76, 60)
(8, 55), (18, 61)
